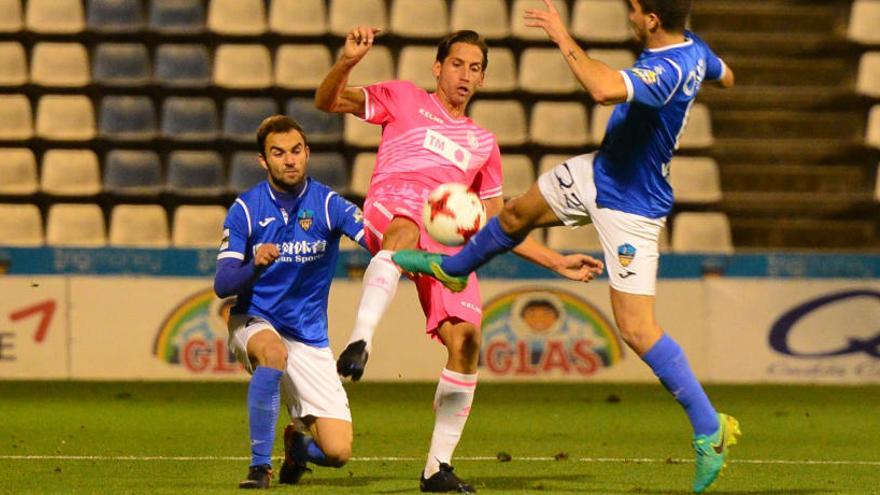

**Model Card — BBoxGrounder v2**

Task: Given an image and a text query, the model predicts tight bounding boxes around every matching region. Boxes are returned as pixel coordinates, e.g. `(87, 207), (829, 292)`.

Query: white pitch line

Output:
(1, 455), (878, 466)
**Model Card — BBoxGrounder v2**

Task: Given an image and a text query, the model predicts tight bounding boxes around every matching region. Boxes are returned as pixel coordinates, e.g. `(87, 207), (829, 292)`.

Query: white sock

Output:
(346, 250), (401, 352)
(424, 368), (477, 478)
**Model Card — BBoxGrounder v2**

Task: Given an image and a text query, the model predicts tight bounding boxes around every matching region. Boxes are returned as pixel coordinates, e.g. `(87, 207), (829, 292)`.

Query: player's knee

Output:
(259, 343), (287, 370)
(321, 442), (352, 467)
(453, 324), (482, 357)
(615, 318), (660, 355)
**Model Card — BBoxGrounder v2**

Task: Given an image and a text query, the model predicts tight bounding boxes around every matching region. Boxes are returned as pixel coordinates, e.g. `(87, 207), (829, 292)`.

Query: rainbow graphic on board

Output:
(480, 287), (622, 377)
(152, 288), (242, 374)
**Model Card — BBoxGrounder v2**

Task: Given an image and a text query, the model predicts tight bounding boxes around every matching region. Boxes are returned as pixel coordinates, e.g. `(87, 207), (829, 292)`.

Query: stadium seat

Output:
(86, 0), (145, 32)
(161, 97), (218, 141)
(149, 0), (204, 34)
(868, 105), (880, 149)
(229, 151), (265, 192)
(0, 148), (37, 195)
(344, 114), (381, 147)
(397, 46), (439, 90)
(390, 0), (447, 39)
(848, 0), (880, 45)
(678, 103), (714, 149)
(519, 48), (578, 94)
(36, 95), (95, 141)
(223, 97), (278, 142)
(0, 0), (22, 32)
(41, 149), (102, 196)
(591, 104), (614, 144)
(501, 155), (535, 199)
(275, 44), (332, 90)
(450, 0), (508, 39)
(286, 97), (343, 144)
(511, 0), (568, 40)
(538, 154), (571, 176)
(469, 100), (527, 146)
(588, 49), (635, 71)
(109, 204), (170, 247)
(329, 0), (387, 36)
(269, 0), (326, 35)
(30, 42), (90, 87)
(103, 149), (162, 195)
(309, 152), (348, 192)
(92, 43), (151, 86)
(530, 101), (589, 147)
(572, 0), (631, 42)
(166, 150), (225, 196)
(875, 163), (880, 202)
(344, 45), (393, 87)
(172, 205), (226, 247)
(482, 48), (517, 93)
(154, 44), (211, 88)
(671, 212), (733, 254)
(213, 44), (272, 89)
(46, 204), (106, 246)
(99, 96), (157, 141)
(25, 0), (84, 33)
(0, 204), (43, 246)
(0, 42), (26, 86)
(0, 94), (32, 140)
(856, 51), (880, 98)
(669, 156), (722, 204)
(350, 153), (377, 197)
(547, 225), (603, 251)
(207, 0), (266, 35)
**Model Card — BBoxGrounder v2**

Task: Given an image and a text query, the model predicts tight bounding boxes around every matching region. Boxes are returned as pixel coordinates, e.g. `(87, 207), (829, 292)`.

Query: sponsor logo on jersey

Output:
(419, 108), (444, 124)
(298, 209), (314, 231)
(423, 128), (471, 172)
(479, 288), (622, 377)
(153, 288), (243, 374)
(631, 67), (658, 85)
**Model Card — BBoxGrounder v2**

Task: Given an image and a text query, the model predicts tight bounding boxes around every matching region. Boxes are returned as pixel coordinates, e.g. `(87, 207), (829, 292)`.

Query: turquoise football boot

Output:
(692, 413), (741, 493)
(392, 250), (468, 292)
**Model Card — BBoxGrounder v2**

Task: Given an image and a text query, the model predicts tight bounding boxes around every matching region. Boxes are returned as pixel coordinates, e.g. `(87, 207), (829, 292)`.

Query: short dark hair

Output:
(256, 115), (308, 155)
(435, 30), (488, 72)
(636, 0), (692, 32)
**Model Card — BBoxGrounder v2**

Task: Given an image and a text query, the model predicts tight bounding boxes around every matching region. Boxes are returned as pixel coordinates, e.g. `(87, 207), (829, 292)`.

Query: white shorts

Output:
(228, 315), (351, 423)
(537, 153), (666, 296)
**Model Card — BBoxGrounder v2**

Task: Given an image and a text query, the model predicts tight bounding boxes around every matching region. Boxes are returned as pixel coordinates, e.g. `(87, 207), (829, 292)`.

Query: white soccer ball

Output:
(423, 183), (487, 247)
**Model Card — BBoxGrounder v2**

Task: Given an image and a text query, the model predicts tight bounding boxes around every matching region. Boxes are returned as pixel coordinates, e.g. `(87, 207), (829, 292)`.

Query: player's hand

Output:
(254, 243), (280, 268)
(553, 253), (604, 283)
(342, 26), (382, 64)
(524, 0), (572, 45)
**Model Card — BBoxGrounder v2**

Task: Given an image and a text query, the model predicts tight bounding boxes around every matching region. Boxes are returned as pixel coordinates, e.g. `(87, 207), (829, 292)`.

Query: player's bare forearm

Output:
(314, 59), (364, 114)
(556, 36), (628, 105)
(512, 237), (604, 283)
(512, 235), (563, 269)
(716, 62), (735, 88)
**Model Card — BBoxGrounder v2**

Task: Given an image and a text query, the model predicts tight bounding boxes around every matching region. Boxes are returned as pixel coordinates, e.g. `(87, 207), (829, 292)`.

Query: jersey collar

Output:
(430, 93), (469, 124)
(265, 179), (309, 224)
(645, 37), (693, 53)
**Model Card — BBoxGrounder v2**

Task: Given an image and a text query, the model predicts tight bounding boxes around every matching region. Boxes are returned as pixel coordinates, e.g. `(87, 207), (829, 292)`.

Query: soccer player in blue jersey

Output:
(214, 115), (366, 489)
(394, 1), (741, 493)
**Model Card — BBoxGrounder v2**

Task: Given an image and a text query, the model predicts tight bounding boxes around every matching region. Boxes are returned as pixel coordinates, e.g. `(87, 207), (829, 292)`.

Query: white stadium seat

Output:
(397, 46), (439, 90)
(213, 44), (272, 89)
(329, 0), (387, 36)
(30, 42), (90, 87)
(350, 153), (377, 197)
(207, 0), (266, 35)
(109, 204), (170, 247)
(275, 44), (332, 90)
(856, 51), (880, 98)
(501, 155), (535, 199)
(390, 0), (448, 38)
(511, 0), (568, 40)
(0, 204), (43, 246)
(519, 48), (578, 94)
(343, 45), (393, 87)
(35, 95), (95, 141)
(483, 47), (517, 93)
(867, 105), (880, 149)
(669, 156), (722, 204)
(41, 149), (102, 196)
(269, 0), (326, 36)
(530, 101), (589, 147)
(848, 0), (880, 45)
(26, 0), (84, 33)
(450, 0), (508, 39)
(0, 148), (37, 195)
(572, 0), (632, 42)
(469, 100), (528, 146)
(172, 205), (227, 248)
(0, 42), (26, 86)
(46, 203), (106, 246)
(672, 212), (733, 254)
(344, 114), (381, 147)
(678, 103), (714, 149)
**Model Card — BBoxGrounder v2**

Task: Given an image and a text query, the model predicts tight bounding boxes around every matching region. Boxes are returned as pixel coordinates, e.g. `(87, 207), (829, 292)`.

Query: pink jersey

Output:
(360, 80), (503, 200)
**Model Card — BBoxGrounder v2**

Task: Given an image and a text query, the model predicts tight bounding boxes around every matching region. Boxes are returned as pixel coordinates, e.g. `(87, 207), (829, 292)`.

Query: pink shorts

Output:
(363, 183), (482, 337)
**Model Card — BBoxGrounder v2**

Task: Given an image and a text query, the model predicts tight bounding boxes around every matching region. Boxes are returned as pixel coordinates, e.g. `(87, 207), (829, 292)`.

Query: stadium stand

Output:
(397, 46), (439, 90)
(149, 0), (205, 34)
(154, 44), (211, 88)
(500, 155), (535, 199)
(847, 0), (880, 45)
(286, 97), (343, 144)
(0, 94), (32, 139)
(0, 204), (43, 246)
(469, 100), (528, 146)
(344, 45), (393, 87)
(223, 97), (279, 142)
(172, 205), (227, 248)
(207, 0), (266, 36)
(350, 152), (377, 198)
(25, 0), (84, 33)
(390, 0), (448, 39)
(166, 150), (226, 196)
(36, 95), (95, 141)
(213, 44), (272, 89)
(160, 96), (218, 141)
(671, 212), (734, 254)
(275, 44), (332, 90)
(30, 42), (90, 87)
(0, 148), (37, 195)
(571, 0), (632, 42)
(46, 204), (107, 246)
(228, 151), (265, 193)
(109, 204), (170, 247)
(530, 101), (590, 147)
(329, 0), (387, 36)
(269, 0), (326, 36)
(0, 42), (26, 86)
(511, 0), (568, 40)
(92, 43), (151, 87)
(0, 0), (22, 32)
(99, 96), (157, 141)
(669, 157), (723, 204)
(519, 48), (579, 94)
(103, 149), (163, 195)
(449, 0), (508, 40)
(41, 149), (102, 196)
(344, 113), (381, 147)
(481, 47), (517, 93)
(309, 152), (349, 192)
(87, 0), (145, 33)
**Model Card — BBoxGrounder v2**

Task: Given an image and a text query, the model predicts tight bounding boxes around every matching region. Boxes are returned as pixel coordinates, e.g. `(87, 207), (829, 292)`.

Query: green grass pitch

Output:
(1, 382), (878, 494)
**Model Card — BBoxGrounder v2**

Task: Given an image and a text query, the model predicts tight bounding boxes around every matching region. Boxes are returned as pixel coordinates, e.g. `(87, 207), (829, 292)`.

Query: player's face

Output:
(627, 0), (655, 45)
(259, 130), (309, 192)
(433, 42), (485, 108)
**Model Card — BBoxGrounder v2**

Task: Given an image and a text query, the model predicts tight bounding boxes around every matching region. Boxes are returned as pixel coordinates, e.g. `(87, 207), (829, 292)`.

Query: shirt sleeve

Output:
(619, 57), (683, 109)
(472, 141), (503, 200)
(359, 80), (417, 125)
(326, 192), (367, 249)
(688, 30), (725, 82)
(218, 199), (250, 261)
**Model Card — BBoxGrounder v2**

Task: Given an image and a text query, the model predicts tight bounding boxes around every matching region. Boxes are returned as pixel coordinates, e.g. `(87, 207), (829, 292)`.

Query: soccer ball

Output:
(423, 183), (487, 247)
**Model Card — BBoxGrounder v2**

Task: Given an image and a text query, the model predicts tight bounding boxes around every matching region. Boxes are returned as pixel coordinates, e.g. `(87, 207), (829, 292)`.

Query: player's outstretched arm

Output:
(314, 26), (381, 114)
(524, 0), (627, 105)
(716, 61), (735, 88)
(213, 244), (280, 298)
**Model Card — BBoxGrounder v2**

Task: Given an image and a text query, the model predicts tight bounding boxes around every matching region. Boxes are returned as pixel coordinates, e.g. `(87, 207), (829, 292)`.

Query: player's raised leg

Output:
(338, 217), (417, 380)
(609, 289), (740, 493)
(238, 327), (287, 489)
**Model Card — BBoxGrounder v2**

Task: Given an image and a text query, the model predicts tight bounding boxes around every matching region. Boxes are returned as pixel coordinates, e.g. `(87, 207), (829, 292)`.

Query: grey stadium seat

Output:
(103, 149), (163, 195)
(155, 44), (211, 88)
(161, 97), (218, 141)
(223, 97), (279, 142)
(149, 0), (205, 34)
(99, 96), (157, 141)
(166, 150), (225, 196)
(87, 0), (145, 32)
(229, 151), (266, 193)
(92, 43), (151, 86)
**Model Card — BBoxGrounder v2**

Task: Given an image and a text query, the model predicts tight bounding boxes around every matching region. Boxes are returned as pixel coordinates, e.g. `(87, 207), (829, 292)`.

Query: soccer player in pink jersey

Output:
(315, 27), (604, 493)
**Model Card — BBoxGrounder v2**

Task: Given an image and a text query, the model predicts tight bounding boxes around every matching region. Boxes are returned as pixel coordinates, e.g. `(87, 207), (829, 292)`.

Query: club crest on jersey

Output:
(618, 243), (636, 267)
(631, 68), (658, 85)
(298, 209), (314, 231)
(467, 131), (479, 150)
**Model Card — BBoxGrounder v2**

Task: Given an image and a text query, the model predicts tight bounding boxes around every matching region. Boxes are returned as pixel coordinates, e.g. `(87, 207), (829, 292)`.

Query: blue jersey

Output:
(594, 31), (725, 218)
(218, 179), (365, 347)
